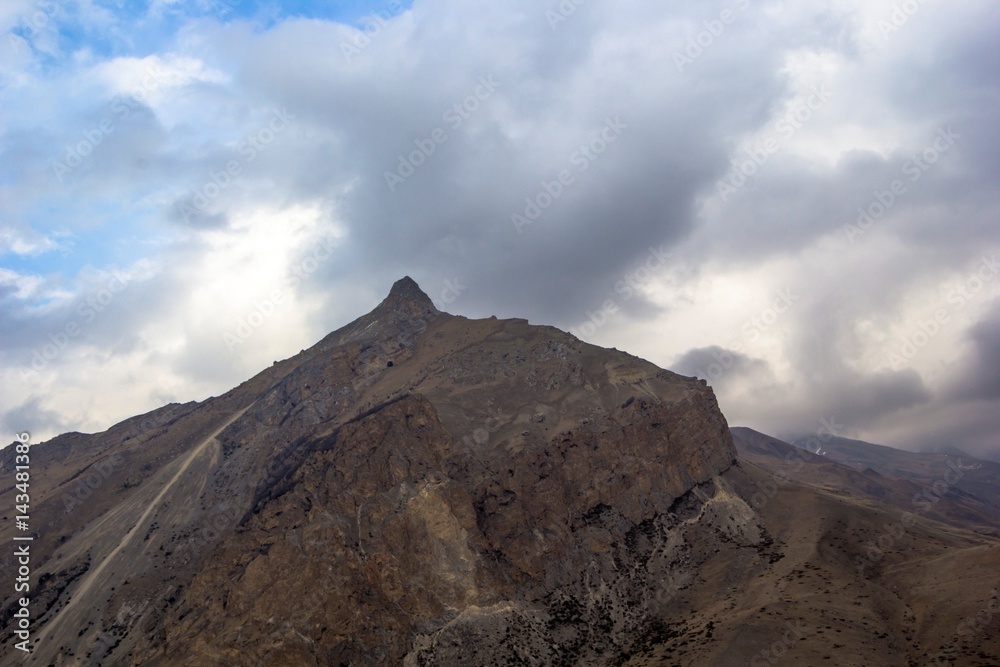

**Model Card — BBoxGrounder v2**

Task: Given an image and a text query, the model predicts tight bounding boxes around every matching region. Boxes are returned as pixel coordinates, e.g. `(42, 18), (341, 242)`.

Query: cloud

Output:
(949, 299), (1000, 402)
(672, 346), (771, 388)
(0, 0), (998, 463)
(0, 395), (74, 442)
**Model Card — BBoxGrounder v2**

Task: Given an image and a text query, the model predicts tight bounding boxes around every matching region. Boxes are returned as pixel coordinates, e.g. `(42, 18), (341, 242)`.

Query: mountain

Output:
(788, 433), (1000, 516)
(733, 427), (1000, 534)
(2, 277), (999, 666)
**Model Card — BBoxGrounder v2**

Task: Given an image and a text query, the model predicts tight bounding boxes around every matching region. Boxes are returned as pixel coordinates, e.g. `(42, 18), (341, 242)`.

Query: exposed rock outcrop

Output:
(4, 278), (998, 667)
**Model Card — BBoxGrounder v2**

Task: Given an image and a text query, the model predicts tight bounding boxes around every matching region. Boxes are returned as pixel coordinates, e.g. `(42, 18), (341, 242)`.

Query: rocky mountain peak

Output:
(313, 275), (440, 350)
(381, 275), (438, 314)
(6, 277), (1000, 667)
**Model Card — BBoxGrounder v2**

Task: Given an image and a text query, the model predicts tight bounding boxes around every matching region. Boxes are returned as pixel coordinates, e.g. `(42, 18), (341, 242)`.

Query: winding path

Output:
(36, 404), (253, 648)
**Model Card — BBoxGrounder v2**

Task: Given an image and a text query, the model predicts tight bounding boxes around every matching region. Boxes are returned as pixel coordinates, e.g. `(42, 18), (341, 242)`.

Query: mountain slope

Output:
(1, 278), (998, 666)
(733, 427), (1000, 534)
(790, 434), (1000, 512)
(2, 277), (735, 665)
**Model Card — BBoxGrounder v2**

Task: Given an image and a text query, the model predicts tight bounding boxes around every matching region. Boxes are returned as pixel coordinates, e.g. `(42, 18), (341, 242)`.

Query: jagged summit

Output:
(381, 275), (438, 314)
(363, 275), (440, 333)
(12, 276), (1000, 667)
(388, 275), (426, 299)
(314, 275), (440, 351)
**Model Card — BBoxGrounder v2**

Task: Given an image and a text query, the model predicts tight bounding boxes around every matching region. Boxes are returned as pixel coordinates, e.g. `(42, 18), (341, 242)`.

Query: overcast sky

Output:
(2, 0), (998, 460)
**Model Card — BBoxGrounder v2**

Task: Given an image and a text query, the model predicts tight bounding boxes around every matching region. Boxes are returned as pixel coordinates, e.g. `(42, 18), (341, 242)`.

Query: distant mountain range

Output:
(734, 427), (1000, 535)
(2, 278), (998, 666)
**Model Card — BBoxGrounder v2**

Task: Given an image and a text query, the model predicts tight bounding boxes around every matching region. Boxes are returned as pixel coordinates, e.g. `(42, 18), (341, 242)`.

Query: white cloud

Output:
(1, 0), (998, 460)
(0, 267), (43, 299)
(0, 227), (61, 256)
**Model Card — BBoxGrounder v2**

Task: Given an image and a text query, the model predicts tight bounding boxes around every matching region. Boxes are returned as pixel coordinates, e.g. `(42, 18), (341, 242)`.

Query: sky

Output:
(1, 0), (999, 461)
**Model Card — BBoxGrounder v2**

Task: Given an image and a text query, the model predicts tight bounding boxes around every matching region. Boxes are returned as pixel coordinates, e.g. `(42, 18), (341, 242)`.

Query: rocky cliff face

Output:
(141, 277), (739, 665)
(5, 277), (999, 666)
(158, 385), (737, 665)
(0, 277), (738, 665)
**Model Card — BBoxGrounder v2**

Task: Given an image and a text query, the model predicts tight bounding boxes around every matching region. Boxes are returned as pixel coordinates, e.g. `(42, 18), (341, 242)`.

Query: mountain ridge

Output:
(1, 278), (998, 666)
(2, 277), (741, 664)
(732, 426), (1000, 535)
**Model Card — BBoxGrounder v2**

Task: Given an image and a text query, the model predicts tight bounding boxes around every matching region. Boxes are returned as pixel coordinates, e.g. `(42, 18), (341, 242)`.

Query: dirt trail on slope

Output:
(36, 404), (253, 647)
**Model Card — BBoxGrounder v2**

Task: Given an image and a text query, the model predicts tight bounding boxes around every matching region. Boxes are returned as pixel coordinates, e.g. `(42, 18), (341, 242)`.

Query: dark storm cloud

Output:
(950, 300), (1000, 402)
(3, 0), (1000, 455)
(203, 0), (796, 325)
(0, 396), (73, 441)
(810, 368), (931, 428)
(672, 346), (770, 388)
(0, 264), (155, 370)
(853, 377), (1000, 462)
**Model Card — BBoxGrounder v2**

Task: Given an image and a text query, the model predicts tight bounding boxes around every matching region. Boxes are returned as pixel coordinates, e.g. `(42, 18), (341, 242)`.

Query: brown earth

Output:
(0, 277), (997, 666)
